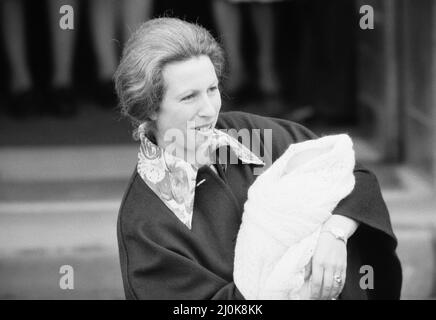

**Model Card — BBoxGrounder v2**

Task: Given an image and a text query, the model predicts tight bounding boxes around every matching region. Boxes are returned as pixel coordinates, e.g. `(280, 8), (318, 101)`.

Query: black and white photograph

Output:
(0, 0), (435, 304)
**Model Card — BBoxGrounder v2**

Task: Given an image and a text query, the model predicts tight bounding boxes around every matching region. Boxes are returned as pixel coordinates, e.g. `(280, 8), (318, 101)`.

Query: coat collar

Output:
(137, 128), (264, 229)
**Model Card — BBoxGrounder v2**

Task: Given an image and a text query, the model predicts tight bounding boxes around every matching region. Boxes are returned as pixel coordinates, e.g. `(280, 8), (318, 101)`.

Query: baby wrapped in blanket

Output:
(233, 134), (356, 299)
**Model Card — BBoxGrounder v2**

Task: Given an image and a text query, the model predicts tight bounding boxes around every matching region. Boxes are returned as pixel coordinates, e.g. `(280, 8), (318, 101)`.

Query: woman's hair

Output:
(114, 17), (225, 140)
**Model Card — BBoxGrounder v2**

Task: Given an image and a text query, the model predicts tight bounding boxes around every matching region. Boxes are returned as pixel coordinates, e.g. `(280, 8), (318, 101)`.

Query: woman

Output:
(115, 17), (402, 300)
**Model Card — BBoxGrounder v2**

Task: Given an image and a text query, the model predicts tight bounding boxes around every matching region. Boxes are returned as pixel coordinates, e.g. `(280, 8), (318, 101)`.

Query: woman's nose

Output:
(198, 94), (217, 117)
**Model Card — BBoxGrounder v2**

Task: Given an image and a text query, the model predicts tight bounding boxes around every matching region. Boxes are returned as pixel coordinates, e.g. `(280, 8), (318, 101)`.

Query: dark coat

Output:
(117, 111), (402, 300)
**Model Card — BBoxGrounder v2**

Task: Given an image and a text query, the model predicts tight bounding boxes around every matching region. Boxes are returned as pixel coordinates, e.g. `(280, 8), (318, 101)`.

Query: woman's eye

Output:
(208, 86), (219, 95)
(182, 94), (195, 101)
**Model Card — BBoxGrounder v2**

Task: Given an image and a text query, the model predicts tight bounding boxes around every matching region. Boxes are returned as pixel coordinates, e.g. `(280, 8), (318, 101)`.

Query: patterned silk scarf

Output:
(137, 128), (264, 229)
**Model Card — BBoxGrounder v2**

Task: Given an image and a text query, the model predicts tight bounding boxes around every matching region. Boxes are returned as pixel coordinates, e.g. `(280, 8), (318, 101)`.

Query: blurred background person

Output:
(1, 0), (36, 117)
(1, 0), (79, 117)
(89, 0), (154, 108)
(212, 0), (282, 108)
(47, 0), (79, 117)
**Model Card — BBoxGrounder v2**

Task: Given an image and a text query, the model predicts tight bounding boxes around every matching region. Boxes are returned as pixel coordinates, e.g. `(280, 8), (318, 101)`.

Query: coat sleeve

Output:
(242, 113), (398, 238)
(225, 112), (402, 299)
(117, 174), (245, 300)
(270, 115), (402, 299)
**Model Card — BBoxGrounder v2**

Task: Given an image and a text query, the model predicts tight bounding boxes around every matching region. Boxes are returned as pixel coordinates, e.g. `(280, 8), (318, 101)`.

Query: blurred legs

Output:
(47, 0), (78, 88)
(249, 3), (280, 95)
(90, 0), (117, 82)
(212, 0), (246, 92)
(46, 0), (79, 116)
(120, 0), (153, 42)
(2, 0), (32, 93)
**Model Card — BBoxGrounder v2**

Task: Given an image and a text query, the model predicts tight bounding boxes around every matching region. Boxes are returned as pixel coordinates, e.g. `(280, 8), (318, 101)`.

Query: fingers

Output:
(338, 271), (347, 298)
(330, 271), (343, 299)
(310, 261), (323, 299)
(310, 261), (347, 300)
(309, 231), (348, 300)
(321, 268), (334, 300)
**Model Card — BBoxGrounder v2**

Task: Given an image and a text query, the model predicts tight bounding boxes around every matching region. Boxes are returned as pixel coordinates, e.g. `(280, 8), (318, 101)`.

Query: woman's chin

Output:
(185, 142), (212, 166)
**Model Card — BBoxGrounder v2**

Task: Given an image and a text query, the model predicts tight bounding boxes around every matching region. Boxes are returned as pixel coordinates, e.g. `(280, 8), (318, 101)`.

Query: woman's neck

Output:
(156, 136), (214, 169)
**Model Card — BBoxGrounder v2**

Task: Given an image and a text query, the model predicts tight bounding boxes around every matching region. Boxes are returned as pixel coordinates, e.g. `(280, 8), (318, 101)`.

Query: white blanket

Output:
(233, 134), (356, 299)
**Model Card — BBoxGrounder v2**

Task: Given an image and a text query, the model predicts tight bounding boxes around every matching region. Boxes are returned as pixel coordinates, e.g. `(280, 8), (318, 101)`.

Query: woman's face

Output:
(154, 55), (221, 161)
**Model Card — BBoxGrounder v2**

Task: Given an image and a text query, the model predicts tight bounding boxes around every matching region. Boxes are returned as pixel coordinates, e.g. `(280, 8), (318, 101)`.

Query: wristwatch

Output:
(322, 227), (348, 245)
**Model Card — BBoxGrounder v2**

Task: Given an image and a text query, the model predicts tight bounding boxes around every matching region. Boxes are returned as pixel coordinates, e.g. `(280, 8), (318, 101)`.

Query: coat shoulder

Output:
(117, 169), (157, 232)
(217, 111), (318, 161)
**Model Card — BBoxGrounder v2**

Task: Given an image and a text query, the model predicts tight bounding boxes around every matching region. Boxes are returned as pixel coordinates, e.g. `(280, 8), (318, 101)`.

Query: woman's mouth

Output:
(194, 124), (213, 133)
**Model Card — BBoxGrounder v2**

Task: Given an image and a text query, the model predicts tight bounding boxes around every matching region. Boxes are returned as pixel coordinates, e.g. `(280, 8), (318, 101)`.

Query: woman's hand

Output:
(309, 215), (359, 300)
(309, 231), (347, 300)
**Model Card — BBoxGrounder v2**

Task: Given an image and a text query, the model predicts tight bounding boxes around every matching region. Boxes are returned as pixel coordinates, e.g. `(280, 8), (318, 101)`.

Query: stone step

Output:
(0, 145), (137, 182)
(0, 249), (124, 300)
